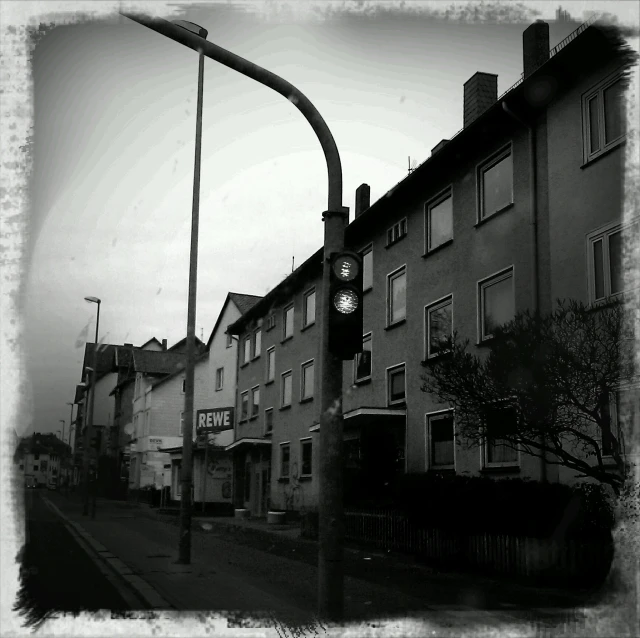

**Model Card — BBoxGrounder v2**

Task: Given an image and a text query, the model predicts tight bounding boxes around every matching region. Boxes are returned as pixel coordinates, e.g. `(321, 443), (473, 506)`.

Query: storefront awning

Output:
(225, 437), (272, 451)
(343, 407), (406, 427)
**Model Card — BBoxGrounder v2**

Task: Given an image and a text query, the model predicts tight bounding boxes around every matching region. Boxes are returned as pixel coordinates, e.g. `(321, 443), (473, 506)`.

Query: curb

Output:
(42, 496), (174, 610)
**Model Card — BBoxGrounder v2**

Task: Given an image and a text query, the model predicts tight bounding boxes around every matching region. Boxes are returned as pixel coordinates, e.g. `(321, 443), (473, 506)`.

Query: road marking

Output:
(41, 495), (174, 610)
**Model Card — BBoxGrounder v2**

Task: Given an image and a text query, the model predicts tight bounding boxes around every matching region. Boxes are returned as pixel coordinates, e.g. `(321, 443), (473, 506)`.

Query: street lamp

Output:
(83, 296), (101, 518)
(123, 14), (347, 618)
(66, 402), (75, 446)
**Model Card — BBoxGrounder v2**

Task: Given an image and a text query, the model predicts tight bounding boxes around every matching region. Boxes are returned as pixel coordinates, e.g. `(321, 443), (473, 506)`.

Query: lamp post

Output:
(122, 14), (347, 618)
(66, 402), (74, 446)
(82, 296), (101, 518)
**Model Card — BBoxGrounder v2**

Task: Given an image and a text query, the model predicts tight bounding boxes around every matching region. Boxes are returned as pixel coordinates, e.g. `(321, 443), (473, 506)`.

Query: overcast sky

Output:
(2, 0), (638, 439)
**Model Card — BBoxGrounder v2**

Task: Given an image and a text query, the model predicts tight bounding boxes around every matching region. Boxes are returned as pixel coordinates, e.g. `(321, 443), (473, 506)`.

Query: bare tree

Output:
(421, 299), (636, 496)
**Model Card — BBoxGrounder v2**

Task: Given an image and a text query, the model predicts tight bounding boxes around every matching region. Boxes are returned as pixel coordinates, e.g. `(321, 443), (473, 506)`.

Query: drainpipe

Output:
(501, 101), (546, 483)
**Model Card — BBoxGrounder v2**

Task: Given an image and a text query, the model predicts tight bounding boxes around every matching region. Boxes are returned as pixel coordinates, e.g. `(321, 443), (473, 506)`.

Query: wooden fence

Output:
(344, 509), (612, 586)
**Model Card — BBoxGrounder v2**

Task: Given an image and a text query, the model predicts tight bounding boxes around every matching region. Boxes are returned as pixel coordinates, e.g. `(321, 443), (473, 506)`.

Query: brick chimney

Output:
(463, 72), (498, 128)
(523, 21), (549, 78)
(124, 343), (133, 348)
(162, 339), (168, 351)
(431, 139), (450, 155)
(355, 183), (370, 218)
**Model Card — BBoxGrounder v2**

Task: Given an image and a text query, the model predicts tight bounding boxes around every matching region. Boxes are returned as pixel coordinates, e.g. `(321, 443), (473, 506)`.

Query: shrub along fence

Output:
(343, 509), (613, 587)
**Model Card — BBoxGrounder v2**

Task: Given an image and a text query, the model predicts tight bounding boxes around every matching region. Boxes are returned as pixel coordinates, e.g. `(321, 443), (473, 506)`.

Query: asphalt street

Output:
(14, 489), (135, 628)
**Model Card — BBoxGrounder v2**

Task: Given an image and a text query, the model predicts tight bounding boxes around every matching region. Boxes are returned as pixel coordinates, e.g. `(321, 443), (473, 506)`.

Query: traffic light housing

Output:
(328, 250), (364, 359)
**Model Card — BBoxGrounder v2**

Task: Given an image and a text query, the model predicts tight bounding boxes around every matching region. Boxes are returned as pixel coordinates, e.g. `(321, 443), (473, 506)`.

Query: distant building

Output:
(14, 433), (70, 488)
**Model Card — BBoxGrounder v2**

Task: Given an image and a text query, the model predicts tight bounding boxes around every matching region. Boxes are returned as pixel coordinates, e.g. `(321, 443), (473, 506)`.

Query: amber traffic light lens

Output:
(333, 289), (359, 314)
(333, 255), (359, 282)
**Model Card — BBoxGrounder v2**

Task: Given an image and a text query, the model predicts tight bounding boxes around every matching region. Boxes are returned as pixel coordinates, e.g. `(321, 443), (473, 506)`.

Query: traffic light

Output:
(328, 250), (364, 359)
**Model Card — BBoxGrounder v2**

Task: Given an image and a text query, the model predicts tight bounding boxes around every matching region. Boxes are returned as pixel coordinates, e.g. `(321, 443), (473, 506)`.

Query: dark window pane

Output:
(483, 275), (514, 338)
(604, 79), (623, 144)
(431, 415), (454, 466)
(593, 238), (605, 299)
(482, 154), (512, 217)
(281, 446), (290, 477)
(609, 230), (623, 295)
(589, 96), (601, 154)
(485, 406), (518, 463)
(389, 369), (405, 403)
(301, 442), (312, 476)
(429, 196), (453, 250)
(355, 337), (372, 380)
(429, 301), (452, 356)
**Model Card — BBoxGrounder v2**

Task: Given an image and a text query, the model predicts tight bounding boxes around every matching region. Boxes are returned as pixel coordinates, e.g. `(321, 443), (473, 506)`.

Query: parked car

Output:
(25, 476), (37, 489)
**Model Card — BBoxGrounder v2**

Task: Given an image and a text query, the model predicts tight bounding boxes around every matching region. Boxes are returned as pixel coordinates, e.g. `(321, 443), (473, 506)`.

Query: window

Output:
(226, 332), (233, 348)
(303, 289), (316, 328)
(387, 266), (407, 326)
(181, 379), (186, 394)
(427, 411), (455, 470)
(253, 330), (262, 358)
(34, 454), (40, 461)
(19, 464), (23, 471)
(179, 411), (184, 436)
(251, 386), (260, 418)
(280, 443), (290, 479)
(425, 295), (453, 359)
(601, 387), (638, 457)
(479, 148), (513, 220)
(33, 465), (39, 472)
(243, 336), (251, 365)
(281, 371), (292, 408)
(387, 364), (406, 406)
(583, 73), (625, 163)
(354, 333), (372, 382)
(283, 304), (294, 340)
(479, 268), (514, 342)
(215, 367), (224, 391)
(300, 438), (313, 477)
(587, 221), (637, 303)
(301, 360), (314, 401)
(266, 314), (276, 331)
(483, 403), (519, 467)
(387, 218), (408, 247)
(426, 190), (453, 252)
(264, 408), (274, 435)
(362, 245), (373, 291)
(266, 347), (275, 383)
(41, 460), (48, 471)
(240, 391), (249, 421)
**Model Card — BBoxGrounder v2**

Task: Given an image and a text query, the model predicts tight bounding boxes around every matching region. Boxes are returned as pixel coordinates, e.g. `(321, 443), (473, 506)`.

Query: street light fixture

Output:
(82, 296), (101, 518)
(123, 14), (348, 618)
(66, 402), (74, 446)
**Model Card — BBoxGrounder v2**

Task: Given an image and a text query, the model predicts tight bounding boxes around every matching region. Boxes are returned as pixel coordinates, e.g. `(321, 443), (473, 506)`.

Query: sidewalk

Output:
(44, 491), (596, 632)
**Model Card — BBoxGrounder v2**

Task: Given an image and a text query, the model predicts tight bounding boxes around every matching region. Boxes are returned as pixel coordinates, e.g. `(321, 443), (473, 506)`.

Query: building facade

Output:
(228, 20), (636, 513)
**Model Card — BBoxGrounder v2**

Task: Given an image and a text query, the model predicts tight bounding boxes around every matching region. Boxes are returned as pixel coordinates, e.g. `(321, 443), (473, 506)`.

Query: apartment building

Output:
(228, 19), (634, 512)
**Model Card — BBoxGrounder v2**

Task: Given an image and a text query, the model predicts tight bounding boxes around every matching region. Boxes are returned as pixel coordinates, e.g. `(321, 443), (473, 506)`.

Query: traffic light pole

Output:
(122, 13), (347, 619)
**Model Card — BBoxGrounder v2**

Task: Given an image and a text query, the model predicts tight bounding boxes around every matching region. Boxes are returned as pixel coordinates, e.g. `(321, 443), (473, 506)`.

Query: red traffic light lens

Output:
(333, 289), (359, 314)
(333, 255), (359, 282)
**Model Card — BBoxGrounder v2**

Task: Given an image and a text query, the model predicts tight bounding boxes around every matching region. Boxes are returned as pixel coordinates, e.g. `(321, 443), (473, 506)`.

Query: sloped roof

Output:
(167, 336), (206, 354)
(150, 351), (209, 390)
(81, 343), (118, 380)
(140, 337), (162, 349)
(132, 349), (186, 375)
(205, 292), (263, 349)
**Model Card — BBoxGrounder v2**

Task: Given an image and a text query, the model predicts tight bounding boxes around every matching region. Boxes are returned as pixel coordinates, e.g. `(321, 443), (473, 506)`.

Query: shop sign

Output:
(196, 408), (234, 433)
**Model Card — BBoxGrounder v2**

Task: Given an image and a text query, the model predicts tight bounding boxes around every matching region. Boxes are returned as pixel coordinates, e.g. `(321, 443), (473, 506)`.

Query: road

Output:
(15, 488), (136, 628)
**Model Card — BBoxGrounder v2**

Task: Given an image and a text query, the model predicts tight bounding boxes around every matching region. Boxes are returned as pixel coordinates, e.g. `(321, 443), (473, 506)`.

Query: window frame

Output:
(264, 407), (274, 436)
(300, 437), (313, 478)
(478, 266), (515, 343)
(426, 409), (456, 471)
(250, 385), (260, 419)
(282, 304), (294, 341)
(300, 359), (315, 402)
(265, 346), (276, 384)
(242, 335), (251, 365)
(240, 390), (249, 422)
(482, 400), (521, 469)
(280, 370), (293, 409)
(253, 329), (262, 359)
(386, 363), (406, 407)
(386, 218), (408, 247)
(179, 411), (184, 436)
(266, 314), (276, 331)
(280, 442), (291, 479)
(582, 70), (626, 164)
(225, 332), (233, 348)
(353, 332), (373, 384)
(425, 294), (453, 360)
(600, 384), (638, 459)
(215, 367), (224, 391)
(477, 144), (514, 222)
(302, 287), (316, 329)
(181, 378), (186, 394)
(361, 244), (373, 292)
(425, 187), (454, 254)
(386, 265), (407, 328)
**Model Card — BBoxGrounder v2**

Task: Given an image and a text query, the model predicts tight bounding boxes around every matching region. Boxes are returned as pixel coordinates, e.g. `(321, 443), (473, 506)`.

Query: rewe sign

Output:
(196, 407), (234, 433)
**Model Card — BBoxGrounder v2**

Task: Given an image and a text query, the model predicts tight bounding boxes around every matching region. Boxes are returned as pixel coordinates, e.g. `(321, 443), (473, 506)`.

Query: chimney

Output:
(162, 339), (168, 351)
(523, 21), (549, 78)
(355, 183), (370, 218)
(431, 139), (450, 156)
(124, 343), (133, 348)
(463, 72), (498, 128)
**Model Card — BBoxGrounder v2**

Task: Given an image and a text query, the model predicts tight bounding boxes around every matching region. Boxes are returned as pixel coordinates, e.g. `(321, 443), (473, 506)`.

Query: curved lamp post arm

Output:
(122, 13), (344, 215)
